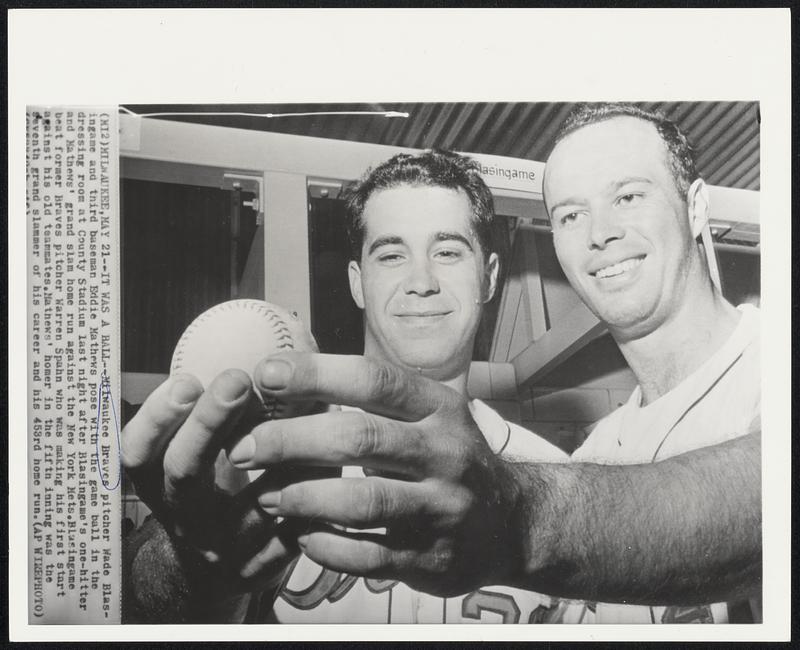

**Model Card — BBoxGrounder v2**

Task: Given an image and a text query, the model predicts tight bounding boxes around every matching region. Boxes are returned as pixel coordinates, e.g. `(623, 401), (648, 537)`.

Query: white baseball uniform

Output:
(262, 399), (589, 624)
(570, 304), (761, 623)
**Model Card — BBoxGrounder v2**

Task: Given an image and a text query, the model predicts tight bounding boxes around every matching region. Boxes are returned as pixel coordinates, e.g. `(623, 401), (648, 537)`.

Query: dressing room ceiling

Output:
(122, 102), (760, 191)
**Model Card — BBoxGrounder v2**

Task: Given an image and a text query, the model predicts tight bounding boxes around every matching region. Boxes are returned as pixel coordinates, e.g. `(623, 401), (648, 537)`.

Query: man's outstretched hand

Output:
(121, 369), (329, 621)
(227, 352), (526, 597)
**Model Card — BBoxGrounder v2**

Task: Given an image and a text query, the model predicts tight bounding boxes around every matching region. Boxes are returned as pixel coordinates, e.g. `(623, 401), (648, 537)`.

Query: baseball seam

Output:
(172, 300), (296, 420)
(258, 302), (294, 418)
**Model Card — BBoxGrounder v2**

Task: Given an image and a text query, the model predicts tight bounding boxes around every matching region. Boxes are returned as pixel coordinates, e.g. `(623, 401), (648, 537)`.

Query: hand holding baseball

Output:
(121, 301), (329, 618)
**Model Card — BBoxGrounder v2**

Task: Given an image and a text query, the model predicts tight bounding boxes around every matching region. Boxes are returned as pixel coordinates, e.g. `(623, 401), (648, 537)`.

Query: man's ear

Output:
(483, 253), (500, 303)
(348, 260), (365, 309)
(687, 178), (711, 239)
(687, 178), (723, 290)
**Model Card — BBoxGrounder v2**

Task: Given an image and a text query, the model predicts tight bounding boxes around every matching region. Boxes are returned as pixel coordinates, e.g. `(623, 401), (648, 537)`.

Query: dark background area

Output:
(121, 179), (257, 373)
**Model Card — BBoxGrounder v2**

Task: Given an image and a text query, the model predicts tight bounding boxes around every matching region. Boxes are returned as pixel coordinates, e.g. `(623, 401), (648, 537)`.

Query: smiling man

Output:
(545, 106), (742, 362)
(347, 182), (496, 391)
(544, 103), (761, 623)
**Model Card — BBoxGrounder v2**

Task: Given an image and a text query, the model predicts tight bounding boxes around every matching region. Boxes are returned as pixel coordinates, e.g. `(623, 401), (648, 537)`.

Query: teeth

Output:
(595, 257), (643, 279)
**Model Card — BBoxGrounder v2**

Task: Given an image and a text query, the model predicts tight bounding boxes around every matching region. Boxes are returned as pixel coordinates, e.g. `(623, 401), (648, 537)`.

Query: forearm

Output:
(505, 432), (761, 605)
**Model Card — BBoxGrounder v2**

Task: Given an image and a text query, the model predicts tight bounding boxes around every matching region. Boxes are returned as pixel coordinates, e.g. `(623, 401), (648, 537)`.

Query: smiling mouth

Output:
(592, 256), (645, 279)
(395, 311), (452, 318)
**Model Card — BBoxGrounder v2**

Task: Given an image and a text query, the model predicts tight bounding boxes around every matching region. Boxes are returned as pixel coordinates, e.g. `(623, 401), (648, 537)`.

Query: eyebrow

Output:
(547, 177), (653, 213)
(608, 176), (653, 192)
(366, 231), (475, 256)
(367, 235), (404, 256)
(433, 231), (474, 251)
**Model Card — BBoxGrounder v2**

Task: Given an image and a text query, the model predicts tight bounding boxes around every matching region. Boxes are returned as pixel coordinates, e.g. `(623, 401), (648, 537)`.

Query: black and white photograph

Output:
(9, 9), (791, 643)
(115, 100), (762, 628)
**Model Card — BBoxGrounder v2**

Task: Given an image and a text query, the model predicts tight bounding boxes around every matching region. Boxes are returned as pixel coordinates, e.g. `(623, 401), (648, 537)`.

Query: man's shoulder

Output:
(573, 304), (761, 462)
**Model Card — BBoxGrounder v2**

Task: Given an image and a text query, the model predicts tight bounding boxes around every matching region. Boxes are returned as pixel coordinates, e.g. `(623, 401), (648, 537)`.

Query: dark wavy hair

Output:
(551, 102), (699, 198)
(344, 149), (497, 263)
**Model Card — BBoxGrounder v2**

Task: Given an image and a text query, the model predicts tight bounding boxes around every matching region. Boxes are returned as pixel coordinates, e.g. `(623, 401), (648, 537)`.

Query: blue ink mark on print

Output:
(95, 368), (122, 490)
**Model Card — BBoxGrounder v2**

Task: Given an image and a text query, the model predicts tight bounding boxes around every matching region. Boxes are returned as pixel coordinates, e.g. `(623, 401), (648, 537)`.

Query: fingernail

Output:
(212, 370), (250, 403)
(257, 359), (292, 391)
(228, 435), (255, 466)
(170, 376), (201, 405)
(258, 491), (281, 516)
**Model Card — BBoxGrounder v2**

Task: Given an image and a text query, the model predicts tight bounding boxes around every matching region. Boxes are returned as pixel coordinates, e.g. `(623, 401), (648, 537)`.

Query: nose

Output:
(402, 257), (440, 296)
(588, 208), (624, 250)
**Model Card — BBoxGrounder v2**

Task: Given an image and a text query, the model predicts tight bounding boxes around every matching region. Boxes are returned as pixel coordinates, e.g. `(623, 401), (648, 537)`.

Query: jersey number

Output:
(461, 589), (520, 624)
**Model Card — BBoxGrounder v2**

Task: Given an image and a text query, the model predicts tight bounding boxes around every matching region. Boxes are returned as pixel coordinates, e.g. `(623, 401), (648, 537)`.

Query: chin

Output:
(397, 352), (450, 371)
(601, 304), (661, 339)
(394, 349), (461, 377)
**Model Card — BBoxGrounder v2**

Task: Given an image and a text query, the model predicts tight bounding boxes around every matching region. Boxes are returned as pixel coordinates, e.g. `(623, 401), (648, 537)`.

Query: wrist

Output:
(486, 458), (532, 588)
(495, 460), (566, 591)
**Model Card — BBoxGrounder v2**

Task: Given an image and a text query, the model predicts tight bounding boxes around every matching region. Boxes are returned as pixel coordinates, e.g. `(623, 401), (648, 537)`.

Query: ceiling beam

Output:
(512, 300), (606, 389)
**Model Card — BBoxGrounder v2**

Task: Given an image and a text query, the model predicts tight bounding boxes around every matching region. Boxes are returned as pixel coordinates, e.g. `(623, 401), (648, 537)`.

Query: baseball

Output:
(170, 299), (319, 420)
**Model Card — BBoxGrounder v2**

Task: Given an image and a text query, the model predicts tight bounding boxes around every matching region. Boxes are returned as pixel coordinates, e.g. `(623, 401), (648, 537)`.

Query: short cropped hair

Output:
(552, 103), (699, 199)
(344, 149), (496, 263)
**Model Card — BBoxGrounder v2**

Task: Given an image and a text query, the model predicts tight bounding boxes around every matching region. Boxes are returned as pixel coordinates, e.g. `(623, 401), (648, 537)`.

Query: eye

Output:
(558, 211), (584, 228)
(616, 193), (643, 207)
(376, 251), (405, 265)
(433, 247), (464, 263)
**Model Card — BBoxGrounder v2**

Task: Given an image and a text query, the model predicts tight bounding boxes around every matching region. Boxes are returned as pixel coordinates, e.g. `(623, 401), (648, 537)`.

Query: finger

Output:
(298, 526), (461, 596)
(232, 473), (340, 591)
(228, 410), (430, 478)
(121, 375), (204, 512)
(163, 369), (252, 510)
(237, 521), (298, 586)
(121, 373), (203, 470)
(256, 476), (460, 529)
(242, 463), (342, 497)
(239, 520), (307, 590)
(296, 524), (416, 580)
(253, 352), (460, 421)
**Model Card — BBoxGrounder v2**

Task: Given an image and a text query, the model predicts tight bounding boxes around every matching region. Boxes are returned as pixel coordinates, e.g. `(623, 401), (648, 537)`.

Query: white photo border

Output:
(8, 7), (791, 642)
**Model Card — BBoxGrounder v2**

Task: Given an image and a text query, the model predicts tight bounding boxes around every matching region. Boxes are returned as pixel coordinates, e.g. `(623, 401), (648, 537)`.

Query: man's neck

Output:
(399, 364), (470, 396)
(614, 289), (741, 406)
